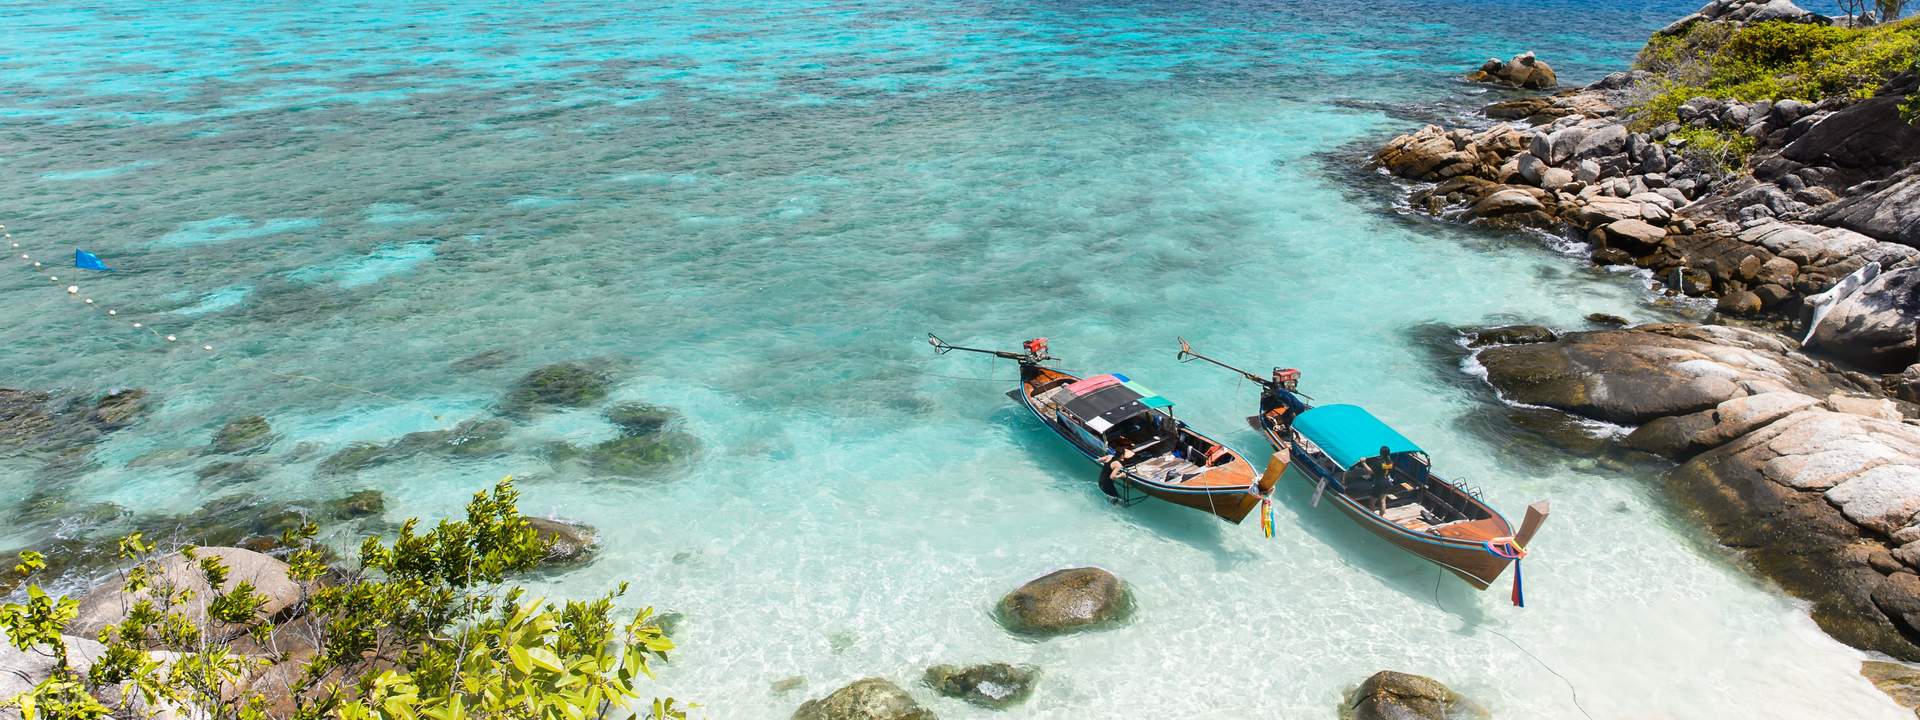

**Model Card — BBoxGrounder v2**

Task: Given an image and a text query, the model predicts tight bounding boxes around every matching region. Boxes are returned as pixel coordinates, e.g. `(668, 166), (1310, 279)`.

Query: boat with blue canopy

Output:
(1177, 339), (1549, 601)
(927, 334), (1278, 523)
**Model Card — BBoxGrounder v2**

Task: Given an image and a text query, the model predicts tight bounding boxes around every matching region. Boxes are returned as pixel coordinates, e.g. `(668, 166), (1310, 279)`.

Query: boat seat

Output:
(1130, 454), (1203, 483)
(1382, 502), (1429, 530)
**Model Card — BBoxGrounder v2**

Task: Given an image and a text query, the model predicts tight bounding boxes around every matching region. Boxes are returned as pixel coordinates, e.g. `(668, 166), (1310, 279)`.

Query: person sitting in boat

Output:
(1259, 368), (1306, 429)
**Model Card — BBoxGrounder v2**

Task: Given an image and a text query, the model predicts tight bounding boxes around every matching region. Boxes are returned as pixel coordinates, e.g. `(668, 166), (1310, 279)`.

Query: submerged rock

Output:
(316, 418), (514, 475)
(325, 489), (386, 519)
(501, 363), (613, 415)
(792, 678), (933, 720)
(195, 459), (269, 484)
(923, 663), (1037, 710)
(1343, 671), (1486, 720)
(995, 567), (1132, 637)
(451, 348), (516, 372)
(584, 431), (699, 478)
(317, 441), (388, 475)
(605, 402), (680, 436)
(88, 388), (152, 431)
(210, 415), (277, 455)
(527, 516), (599, 567)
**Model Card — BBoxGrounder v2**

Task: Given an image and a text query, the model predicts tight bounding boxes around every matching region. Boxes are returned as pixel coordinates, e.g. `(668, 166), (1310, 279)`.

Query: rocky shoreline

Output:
(1375, 0), (1920, 676)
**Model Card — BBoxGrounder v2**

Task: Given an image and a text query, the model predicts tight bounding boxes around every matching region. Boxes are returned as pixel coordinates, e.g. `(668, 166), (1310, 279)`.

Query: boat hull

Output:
(1016, 366), (1268, 524)
(1254, 413), (1513, 588)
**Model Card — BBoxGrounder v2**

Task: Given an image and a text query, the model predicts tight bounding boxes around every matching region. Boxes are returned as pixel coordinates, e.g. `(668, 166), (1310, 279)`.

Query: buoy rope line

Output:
(3, 222), (447, 422)
(1431, 570), (1594, 720)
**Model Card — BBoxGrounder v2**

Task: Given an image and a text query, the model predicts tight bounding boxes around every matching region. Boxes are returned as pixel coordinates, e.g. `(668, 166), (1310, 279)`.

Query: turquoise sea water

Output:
(0, 0), (1904, 717)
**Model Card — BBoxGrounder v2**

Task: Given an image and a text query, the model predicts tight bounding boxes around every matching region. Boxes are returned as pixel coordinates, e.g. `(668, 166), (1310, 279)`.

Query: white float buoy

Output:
(66, 285), (77, 294)
(202, 345), (213, 351)
(132, 322), (142, 328)
(165, 335), (176, 342)
(107, 310), (116, 316)
(84, 299), (93, 304)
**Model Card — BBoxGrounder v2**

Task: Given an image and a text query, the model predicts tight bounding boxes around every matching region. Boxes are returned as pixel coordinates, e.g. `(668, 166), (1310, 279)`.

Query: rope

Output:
(2, 222), (455, 424)
(1482, 536), (1527, 607)
(1432, 571), (1594, 720)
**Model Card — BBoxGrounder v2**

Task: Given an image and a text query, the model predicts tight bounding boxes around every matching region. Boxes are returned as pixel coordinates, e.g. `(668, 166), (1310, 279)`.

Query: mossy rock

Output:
(527, 516), (599, 567)
(501, 363), (613, 415)
(605, 402), (679, 436)
(210, 416), (277, 455)
(585, 431), (699, 478)
(88, 388), (152, 431)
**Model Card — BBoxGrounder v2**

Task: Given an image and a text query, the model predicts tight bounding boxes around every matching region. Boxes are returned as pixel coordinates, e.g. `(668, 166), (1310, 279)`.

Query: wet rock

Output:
(584, 431), (700, 478)
(1809, 266), (1920, 373)
(1466, 51), (1557, 90)
(69, 546), (303, 645)
(605, 402), (680, 436)
(1861, 660), (1920, 715)
(1373, 125), (1481, 180)
(792, 678), (933, 720)
(1586, 313), (1630, 326)
(1344, 671), (1485, 720)
(501, 363), (613, 415)
(1717, 289), (1764, 316)
(325, 489), (386, 519)
(996, 567), (1131, 637)
(0, 389), (102, 452)
(1466, 325), (1557, 348)
(128, 447), (196, 468)
(1476, 324), (1834, 425)
(773, 676), (809, 694)
(923, 663), (1037, 710)
(210, 415), (277, 455)
(527, 516), (599, 567)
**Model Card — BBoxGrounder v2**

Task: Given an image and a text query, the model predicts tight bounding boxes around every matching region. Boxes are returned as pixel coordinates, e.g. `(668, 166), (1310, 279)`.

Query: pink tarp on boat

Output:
(1065, 374), (1121, 395)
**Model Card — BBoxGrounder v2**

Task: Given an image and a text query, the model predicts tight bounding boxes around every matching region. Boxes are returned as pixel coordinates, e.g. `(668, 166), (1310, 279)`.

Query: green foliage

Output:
(1628, 17), (1920, 129)
(1, 478), (686, 720)
(1670, 127), (1760, 173)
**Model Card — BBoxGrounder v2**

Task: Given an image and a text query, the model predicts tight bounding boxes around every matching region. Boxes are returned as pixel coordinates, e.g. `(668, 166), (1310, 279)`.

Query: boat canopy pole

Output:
(927, 333), (1055, 364)
(1175, 337), (1264, 384)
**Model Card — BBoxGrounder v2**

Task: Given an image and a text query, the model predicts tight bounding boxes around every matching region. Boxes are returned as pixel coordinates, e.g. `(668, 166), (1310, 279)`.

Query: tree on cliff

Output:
(0, 478), (690, 720)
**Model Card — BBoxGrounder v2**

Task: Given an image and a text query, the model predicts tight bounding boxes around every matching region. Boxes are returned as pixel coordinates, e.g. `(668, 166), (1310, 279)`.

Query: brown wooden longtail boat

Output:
(1177, 339), (1549, 601)
(929, 334), (1279, 523)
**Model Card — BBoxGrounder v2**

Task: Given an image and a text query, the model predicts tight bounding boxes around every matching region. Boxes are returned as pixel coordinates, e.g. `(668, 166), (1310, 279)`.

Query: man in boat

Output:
(1096, 447), (1137, 503)
(1258, 368), (1306, 430)
(1365, 446), (1395, 513)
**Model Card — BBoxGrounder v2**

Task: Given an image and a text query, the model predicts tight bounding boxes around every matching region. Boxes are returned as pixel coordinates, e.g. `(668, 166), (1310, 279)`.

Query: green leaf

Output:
(524, 647), (564, 673)
(508, 645), (533, 675)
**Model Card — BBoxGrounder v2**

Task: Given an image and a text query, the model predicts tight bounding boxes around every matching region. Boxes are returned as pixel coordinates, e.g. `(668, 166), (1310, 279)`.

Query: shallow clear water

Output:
(0, 0), (1904, 717)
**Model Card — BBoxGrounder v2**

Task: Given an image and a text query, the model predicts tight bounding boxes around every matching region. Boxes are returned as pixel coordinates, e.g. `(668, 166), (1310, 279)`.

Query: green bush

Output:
(1628, 17), (1920, 129)
(1, 479), (691, 720)
(1670, 127), (1759, 173)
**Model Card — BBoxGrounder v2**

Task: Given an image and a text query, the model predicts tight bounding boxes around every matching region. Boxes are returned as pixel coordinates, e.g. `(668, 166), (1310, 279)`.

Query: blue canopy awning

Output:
(1292, 404), (1423, 469)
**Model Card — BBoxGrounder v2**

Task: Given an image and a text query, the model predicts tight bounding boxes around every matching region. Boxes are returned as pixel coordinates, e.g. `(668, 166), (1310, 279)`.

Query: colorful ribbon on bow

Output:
(1483, 536), (1528, 607)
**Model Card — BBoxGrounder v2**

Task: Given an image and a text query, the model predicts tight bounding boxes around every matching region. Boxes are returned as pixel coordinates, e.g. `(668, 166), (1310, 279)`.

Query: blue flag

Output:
(75, 249), (112, 271)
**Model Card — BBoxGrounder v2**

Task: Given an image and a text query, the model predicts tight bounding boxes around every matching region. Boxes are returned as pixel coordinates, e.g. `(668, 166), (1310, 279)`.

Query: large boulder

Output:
(923, 663), (1037, 709)
(1476, 323), (1836, 425)
(1809, 266), (1920, 373)
(995, 567), (1132, 637)
(1811, 166), (1920, 248)
(1343, 671), (1485, 720)
(1466, 52), (1557, 90)
(1, 633), (105, 706)
(1669, 409), (1920, 660)
(1373, 125), (1482, 180)
(792, 678), (933, 720)
(68, 546), (304, 645)
(1781, 95), (1920, 174)
(1623, 391), (1822, 459)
